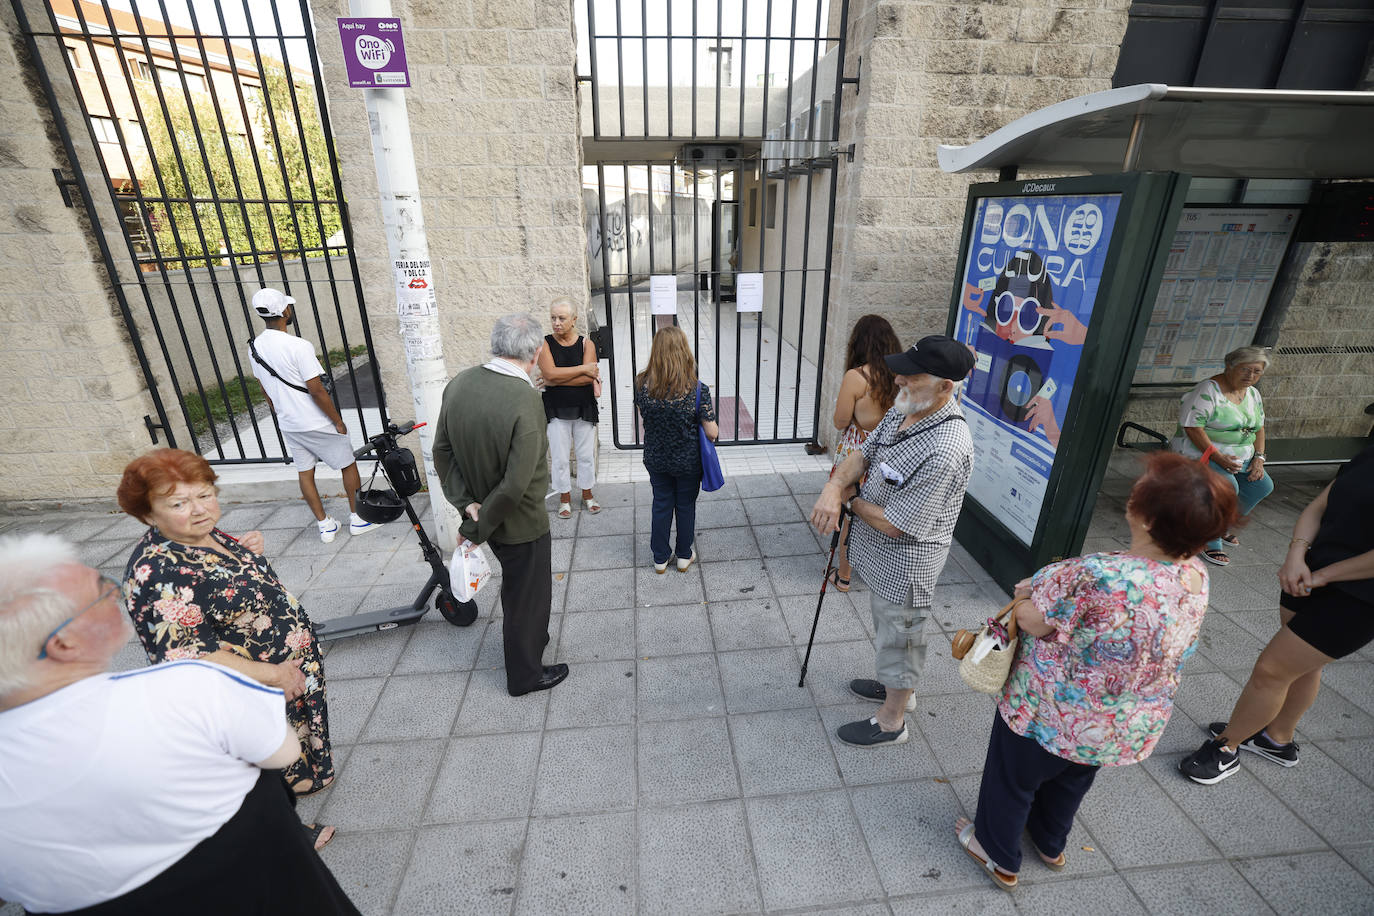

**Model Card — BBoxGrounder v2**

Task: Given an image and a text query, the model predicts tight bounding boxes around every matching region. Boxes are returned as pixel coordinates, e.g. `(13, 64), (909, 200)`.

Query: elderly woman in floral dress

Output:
(118, 448), (336, 849)
(955, 452), (1237, 890)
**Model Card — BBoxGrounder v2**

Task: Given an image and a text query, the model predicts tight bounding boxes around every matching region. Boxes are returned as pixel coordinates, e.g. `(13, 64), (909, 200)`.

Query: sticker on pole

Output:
(338, 18), (410, 89)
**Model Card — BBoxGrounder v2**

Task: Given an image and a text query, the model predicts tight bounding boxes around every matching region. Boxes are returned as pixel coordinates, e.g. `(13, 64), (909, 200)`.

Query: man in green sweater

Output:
(433, 313), (569, 697)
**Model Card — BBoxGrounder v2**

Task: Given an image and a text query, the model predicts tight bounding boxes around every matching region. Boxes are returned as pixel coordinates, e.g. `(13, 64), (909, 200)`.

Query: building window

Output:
(765, 184), (777, 229)
(748, 187), (758, 228)
(131, 58), (152, 82)
(90, 116), (119, 144)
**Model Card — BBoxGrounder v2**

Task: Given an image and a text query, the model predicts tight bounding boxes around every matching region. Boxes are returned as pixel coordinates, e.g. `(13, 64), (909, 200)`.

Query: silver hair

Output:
(490, 312), (544, 362)
(0, 533), (79, 697)
(1224, 346), (1271, 370)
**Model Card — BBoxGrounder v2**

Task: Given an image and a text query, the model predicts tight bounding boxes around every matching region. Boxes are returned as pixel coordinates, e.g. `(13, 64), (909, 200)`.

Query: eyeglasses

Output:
(37, 575), (122, 660)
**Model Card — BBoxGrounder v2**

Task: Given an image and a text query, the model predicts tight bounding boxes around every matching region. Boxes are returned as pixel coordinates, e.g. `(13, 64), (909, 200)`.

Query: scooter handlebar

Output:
(354, 420), (428, 458)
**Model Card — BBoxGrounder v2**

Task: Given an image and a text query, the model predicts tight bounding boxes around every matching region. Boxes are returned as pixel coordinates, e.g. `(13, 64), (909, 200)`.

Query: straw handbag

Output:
(950, 599), (1020, 695)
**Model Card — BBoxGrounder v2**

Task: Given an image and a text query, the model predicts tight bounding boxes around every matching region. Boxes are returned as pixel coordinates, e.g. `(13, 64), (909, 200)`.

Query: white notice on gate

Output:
(649, 274), (678, 315)
(736, 272), (764, 313)
(393, 258), (436, 317)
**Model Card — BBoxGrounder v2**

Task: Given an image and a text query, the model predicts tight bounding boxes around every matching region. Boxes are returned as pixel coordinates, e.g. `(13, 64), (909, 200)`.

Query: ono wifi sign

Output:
(338, 18), (410, 88)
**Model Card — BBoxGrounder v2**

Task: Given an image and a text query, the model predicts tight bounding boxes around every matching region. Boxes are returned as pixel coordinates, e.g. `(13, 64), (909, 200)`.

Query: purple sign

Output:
(337, 18), (410, 89)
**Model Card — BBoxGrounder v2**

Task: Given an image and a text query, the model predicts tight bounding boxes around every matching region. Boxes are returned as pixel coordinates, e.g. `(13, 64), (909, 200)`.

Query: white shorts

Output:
(282, 427), (355, 472)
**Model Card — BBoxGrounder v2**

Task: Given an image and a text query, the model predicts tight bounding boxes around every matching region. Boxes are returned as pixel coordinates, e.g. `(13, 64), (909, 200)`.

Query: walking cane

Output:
(799, 500), (850, 687)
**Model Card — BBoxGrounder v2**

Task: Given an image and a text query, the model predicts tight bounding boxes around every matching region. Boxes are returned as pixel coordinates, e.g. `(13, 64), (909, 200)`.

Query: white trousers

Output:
(547, 417), (597, 493)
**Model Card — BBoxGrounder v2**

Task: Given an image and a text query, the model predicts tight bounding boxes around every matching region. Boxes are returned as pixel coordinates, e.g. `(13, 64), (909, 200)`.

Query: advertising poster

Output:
(954, 193), (1123, 545)
(338, 18), (411, 89)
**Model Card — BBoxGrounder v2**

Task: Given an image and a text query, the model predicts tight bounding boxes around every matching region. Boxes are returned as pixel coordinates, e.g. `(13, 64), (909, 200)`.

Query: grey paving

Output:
(4, 462), (1372, 915)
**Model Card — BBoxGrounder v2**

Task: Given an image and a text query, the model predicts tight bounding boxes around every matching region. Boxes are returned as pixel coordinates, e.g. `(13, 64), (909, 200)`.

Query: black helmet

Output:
(355, 487), (405, 524)
(381, 447), (422, 498)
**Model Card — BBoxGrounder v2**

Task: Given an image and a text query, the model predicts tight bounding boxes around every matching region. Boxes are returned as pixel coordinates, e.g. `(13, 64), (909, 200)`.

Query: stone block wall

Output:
(0, 3), (156, 503)
(819, 0), (1130, 445)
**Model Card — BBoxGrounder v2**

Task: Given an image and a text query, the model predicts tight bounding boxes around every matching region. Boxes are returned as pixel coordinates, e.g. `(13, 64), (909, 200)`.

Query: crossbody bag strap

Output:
(248, 338), (311, 394)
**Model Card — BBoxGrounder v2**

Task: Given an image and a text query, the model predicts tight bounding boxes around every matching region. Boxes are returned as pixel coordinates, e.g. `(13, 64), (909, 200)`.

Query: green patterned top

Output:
(1169, 378), (1264, 461)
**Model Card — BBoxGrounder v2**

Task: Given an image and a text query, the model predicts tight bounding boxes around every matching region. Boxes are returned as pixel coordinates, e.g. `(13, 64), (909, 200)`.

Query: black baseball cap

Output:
(884, 335), (976, 381)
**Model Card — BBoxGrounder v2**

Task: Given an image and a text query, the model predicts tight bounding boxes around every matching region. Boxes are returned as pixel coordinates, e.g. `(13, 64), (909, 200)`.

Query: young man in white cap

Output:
(249, 287), (372, 542)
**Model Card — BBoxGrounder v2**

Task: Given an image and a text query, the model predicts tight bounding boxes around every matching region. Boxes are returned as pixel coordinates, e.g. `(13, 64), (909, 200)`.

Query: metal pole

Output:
(352, 0), (459, 550)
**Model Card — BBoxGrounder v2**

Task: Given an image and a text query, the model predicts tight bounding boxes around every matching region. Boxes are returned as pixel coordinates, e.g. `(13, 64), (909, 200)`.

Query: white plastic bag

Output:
(448, 541), (493, 601)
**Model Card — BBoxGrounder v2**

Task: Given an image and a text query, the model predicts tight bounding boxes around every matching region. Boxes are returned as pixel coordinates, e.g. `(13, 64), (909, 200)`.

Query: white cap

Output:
(252, 287), (295, 317)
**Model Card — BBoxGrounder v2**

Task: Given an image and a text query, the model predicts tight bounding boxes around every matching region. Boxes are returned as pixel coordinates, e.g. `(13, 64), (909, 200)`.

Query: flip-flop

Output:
(827, 568), (851, 593)
(1221, 533), (1239, 547)
(1201, 549), (1230, 566)
(583, 496), (601, 514)
(557, 503), (572, 519)
(304, 823), (335, 852)
(956, 821), (1017, 890)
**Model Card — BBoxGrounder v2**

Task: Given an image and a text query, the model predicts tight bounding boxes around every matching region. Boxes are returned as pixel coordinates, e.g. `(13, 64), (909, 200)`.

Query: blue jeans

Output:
(648, 470), (700, 564)
(1205, 458), (1275, 552)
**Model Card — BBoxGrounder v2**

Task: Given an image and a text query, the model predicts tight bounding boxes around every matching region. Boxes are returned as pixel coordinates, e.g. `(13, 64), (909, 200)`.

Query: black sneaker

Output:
(848, 678), (918, 712)
(837, 716), (909, 748)
(1207, 722), (1300, 768)
(1179, 737), (1241, 785)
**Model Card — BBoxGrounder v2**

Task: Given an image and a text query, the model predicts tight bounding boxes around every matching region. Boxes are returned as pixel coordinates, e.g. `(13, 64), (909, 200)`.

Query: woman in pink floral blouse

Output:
(117, 449), (336, 850)
(956, 452), (1237, 890)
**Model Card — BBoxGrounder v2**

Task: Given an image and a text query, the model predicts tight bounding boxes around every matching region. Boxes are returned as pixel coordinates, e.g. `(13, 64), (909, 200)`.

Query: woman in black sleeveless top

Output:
(537, 298), (601, 517)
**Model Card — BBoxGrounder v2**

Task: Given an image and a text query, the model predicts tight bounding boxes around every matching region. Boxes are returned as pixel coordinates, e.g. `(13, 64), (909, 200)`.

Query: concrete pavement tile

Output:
(800, 640), (882, 707)
(1193, 612), (1268, 670)
(1012, 874), (1147, 914)
(100, 514), (156, 541)
(394, 820), (526, 915)
(637, 603), (714, 656)
(453, 666), (551, 736)
(753, 521), (824, 558)
(277, 525), (349, 556)
(589, 481), (636, 507)
(214, 503), (280, 532)
(109, 638), (150, 674)
(637, 717), (740, 805)
(708, 597), (792, 651)
(548, 507), (580, 538)
(696, 478), (740, 501)
(557, 609), (635, 662)
(1151, 705), (1217, 755)
(424, 732), (541, 822)
(574, 505), (635, 537)
(565, 567), (635, 611)
(736, 475), (791, 497)
(571, 533), (635, 570)
(514, 812), (635, 916)
(1122, 862), (1277, 915)
(693, 524), (761, 560)
(1320, 659), (1374, 711)
(634, 564), (705, 607)
(1233, 851), (1374, 915)
(920, 693), (1002, 777)
(1139, 752), (1324, 856)
(316, 550), (388, 589)
(637, 654), (725, 721)
(550, 536), (573, 572)
(785, 469), (830, 494)
(269, 553), (328, 593)
(534, 725), (635, 815)
(545, 659), (636, 729)
(1319, 736), (1374, 789)
(77, 537), (130, 569)
(393, 619), (485, 674)
(716, 645), (808, 714)
(316, 827), (410, 916)
(745, 790), (881, 910)
(1281, 680), (1374, 741)
(317, 738), (443, 830)
(258, 504), (311, 529)
(694, 499), (748, 528)
(819, 705), (942, 784)
(1224, 607), (1281, 644)
(889, 890), (1017, 914)
(1203, 572), (1276, 612)
(765, 553), (831, 597)
(927, 583), (1008, 633)
(729, 707), (843, 795)
(700, 559), (771, 603)
(375, 555), (434, 589)
(1074, 760), (1220, 868)
(777, 592), (868, 646)
(322, 676), (384, 745)
(742, 494), (806, 525)
(850, 780), (992, 895)
(318, 627), (412, 679)
(360, 672), (465, 741)
(296, 585), (368, 622)
(912, 632), (970, 699)
(1246, 744), (1374, 846)
(1170, 671), (1247, 734)
(638, 800), (760, 914)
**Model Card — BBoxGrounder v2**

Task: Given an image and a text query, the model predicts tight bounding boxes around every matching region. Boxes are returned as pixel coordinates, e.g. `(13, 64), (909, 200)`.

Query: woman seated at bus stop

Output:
(1168, 346), (1275, 566)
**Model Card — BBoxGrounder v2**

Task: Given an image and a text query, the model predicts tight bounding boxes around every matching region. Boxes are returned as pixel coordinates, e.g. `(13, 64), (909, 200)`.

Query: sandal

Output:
(583, 496), (601, 514)
(826, 568), (850, 593)
(1030, 838), (1066, 871)
(304, 823), (336, 852)
(289, 775), (333, 797)
(1201, 549), (1230, 566)
(557, 502), (572, 519)
(956, 819), (1017, 890)
(1221, 532), (1239, 547)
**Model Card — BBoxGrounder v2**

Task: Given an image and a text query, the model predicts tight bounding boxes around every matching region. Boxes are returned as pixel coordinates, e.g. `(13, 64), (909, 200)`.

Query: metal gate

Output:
(577, 0), (852, 447)
(14, 0), (384, 463)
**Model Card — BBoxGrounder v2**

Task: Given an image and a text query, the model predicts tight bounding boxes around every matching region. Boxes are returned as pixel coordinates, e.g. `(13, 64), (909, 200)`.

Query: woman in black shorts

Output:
(1180, 442), (1374, 784)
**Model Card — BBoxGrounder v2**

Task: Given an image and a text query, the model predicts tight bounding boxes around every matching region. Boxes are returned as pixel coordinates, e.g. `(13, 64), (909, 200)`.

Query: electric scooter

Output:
(313, 419), (478, 641)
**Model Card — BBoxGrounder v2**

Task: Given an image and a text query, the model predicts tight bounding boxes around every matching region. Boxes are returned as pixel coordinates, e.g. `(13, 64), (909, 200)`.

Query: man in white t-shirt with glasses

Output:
(249, 287), (373, 542)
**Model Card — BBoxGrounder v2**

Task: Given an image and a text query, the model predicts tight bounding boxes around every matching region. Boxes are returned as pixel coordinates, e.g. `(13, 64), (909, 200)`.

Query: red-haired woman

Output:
(956, 452), (1237, 890)
(826, 315), (901, 591)
(117, 449), (336, 849)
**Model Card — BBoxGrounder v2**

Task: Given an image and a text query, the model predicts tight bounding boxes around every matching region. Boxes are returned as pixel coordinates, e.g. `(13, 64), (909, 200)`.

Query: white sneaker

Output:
(349, 513), (377, 537)
(676, 548), (697, 572)
(654, 560), (669, 574)
(318, 517), (340, 543)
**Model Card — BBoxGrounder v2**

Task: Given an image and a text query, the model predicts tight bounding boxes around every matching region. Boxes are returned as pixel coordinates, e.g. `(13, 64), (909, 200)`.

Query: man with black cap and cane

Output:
(809, 335), (975, 747)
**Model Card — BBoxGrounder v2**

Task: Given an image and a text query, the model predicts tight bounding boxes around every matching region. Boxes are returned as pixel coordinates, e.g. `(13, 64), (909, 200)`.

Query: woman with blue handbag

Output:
(633, 326), (721, 574)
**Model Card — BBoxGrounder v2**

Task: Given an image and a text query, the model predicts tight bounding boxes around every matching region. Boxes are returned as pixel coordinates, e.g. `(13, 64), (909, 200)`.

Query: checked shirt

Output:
(849, 399), (974, 607)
